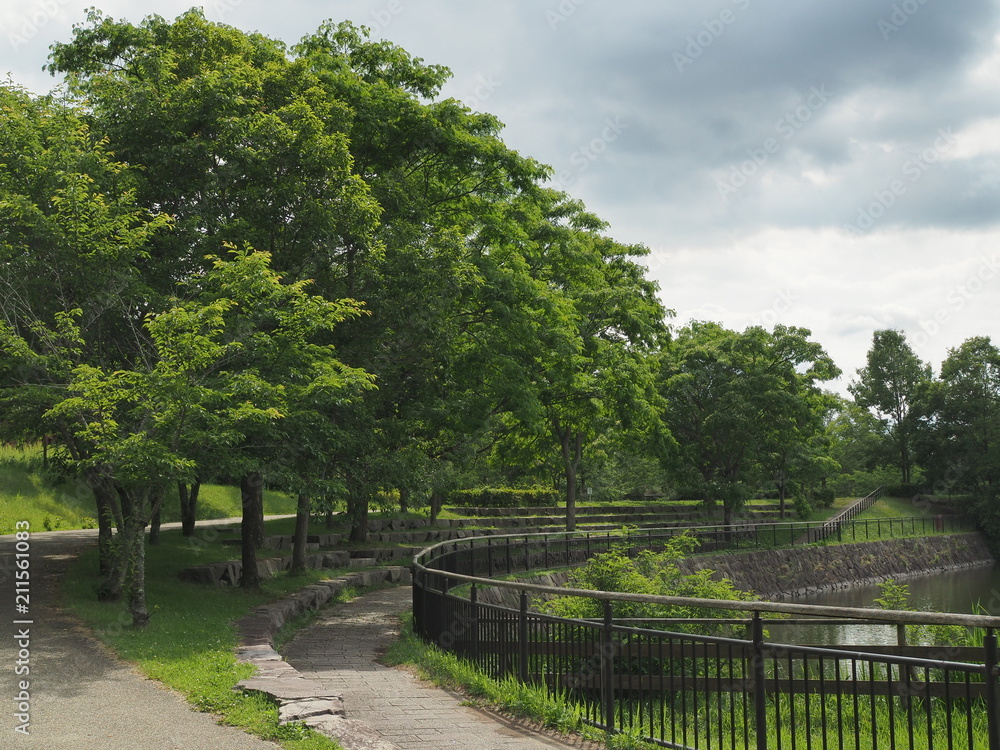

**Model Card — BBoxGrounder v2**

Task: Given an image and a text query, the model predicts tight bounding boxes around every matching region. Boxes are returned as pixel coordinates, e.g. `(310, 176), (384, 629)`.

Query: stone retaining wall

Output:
(683, 532), (993, 598)
(476, 533), (994, 607)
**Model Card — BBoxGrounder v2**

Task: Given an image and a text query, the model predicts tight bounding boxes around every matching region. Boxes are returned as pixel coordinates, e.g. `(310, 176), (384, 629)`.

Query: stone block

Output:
(279, 696), (345, 723)
(304, 715), (400, 750)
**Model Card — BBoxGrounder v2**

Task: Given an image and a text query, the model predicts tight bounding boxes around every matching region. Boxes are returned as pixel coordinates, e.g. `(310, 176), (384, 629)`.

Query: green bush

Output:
(812, 485), (836, 508)
(448, 487), (559, 508)
(538, 531), (756, 634)
(793, 495), (813, 520)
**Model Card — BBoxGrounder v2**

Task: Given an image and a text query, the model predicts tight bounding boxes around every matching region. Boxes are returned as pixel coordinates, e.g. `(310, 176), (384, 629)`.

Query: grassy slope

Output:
(0, 446), (297, 534)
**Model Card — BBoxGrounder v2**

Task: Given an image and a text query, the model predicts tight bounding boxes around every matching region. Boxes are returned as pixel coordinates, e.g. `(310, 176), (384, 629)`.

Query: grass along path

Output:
(62, 522), (354, 750)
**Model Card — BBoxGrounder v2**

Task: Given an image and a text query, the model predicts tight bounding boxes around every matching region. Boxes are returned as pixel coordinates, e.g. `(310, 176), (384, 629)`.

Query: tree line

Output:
(0, 9), (996, 626)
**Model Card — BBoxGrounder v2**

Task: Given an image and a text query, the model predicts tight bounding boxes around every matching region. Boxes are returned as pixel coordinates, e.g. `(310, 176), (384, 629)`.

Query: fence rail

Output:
(412, 512), (1000, 749)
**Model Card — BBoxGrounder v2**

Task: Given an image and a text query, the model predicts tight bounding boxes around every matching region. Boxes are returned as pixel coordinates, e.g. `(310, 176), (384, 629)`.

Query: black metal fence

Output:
(412, 521), (1000, 749)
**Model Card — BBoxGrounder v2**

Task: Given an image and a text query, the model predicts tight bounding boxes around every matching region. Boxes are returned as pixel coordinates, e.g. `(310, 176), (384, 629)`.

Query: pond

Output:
(765, 563), (1000, 645)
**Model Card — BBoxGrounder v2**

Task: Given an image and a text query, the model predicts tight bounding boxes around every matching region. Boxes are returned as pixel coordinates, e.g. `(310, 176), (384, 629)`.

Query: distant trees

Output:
(849, 329), (930, 485)
(658, 323), (840, 525)
(912, 337), (1000, 529)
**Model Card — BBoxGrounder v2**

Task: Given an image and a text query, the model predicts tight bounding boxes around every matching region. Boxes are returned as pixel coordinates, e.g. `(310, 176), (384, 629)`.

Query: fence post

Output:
(470, 583), (480, 663)
(518, 590), (529, 684)
(600, 599), (616, 735)
(752, 611), (768, 750)
(985, 628), (1000, 750)
(411, 565), (422, 638)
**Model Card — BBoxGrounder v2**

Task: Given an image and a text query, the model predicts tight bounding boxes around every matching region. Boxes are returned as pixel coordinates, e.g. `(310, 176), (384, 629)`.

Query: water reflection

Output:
(765, 563), (1000, 645)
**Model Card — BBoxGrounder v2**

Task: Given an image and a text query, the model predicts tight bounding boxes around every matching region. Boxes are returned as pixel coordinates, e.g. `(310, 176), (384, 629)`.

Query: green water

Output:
(768, 563), (1000, 645)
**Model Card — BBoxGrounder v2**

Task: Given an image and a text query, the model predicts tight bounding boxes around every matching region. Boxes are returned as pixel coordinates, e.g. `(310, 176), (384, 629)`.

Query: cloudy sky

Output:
(4, 1), (1000, 394)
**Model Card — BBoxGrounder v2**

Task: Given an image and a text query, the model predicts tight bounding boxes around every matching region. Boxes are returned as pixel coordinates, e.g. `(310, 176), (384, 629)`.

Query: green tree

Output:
(827, 397), (893, 474)
(915, 337), (1000, 506)
(0, 83), (170, 578)
(659, 323), (839, 526)
(849, 329), (930, 485)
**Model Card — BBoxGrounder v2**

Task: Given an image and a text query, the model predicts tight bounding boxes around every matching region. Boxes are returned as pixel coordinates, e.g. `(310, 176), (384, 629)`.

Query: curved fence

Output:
(411, 519), (1000, 749)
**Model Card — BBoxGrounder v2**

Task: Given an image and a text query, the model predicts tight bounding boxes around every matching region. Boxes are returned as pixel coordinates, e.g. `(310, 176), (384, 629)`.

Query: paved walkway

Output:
(283, 587), (602, 750)
(1, 525), (601, 750)
(0, 528), (281, 749)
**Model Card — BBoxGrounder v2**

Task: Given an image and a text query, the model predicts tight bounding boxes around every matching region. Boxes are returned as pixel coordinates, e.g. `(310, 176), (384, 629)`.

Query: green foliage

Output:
(539, 532), (755, 632)
(827, 467), (905, 499)
(812, 485), (836, 508)
(792, 494), (813, 520)
(874, 578), (911, 611)
(659, 322), (840, 524)
(849, 329), (930, 485)
(448, 487), (560, 508)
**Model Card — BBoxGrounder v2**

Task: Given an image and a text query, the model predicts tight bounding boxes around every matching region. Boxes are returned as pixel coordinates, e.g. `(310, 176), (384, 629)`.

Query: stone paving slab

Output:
(282, 586), (603, 750)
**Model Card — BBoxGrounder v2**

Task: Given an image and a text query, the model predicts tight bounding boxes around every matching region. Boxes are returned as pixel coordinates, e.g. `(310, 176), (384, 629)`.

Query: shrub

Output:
(538, 531), (756, 634)
(812, 485), (836, 508)
(448, 487), (559, 508)
(793, 494), (813, 520)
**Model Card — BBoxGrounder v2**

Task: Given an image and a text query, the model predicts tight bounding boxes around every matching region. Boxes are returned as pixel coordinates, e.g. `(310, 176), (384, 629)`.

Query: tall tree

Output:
(659, 323), (839, 526)
(0, 83), (170, 581)
(849, 329), (930, 485)
(914, 337), (1000, 500)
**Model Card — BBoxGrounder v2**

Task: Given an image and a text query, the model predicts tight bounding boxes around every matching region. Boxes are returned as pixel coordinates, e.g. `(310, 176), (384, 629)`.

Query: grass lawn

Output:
(63, 525), (351, 749)
(0, 445), (297, 534)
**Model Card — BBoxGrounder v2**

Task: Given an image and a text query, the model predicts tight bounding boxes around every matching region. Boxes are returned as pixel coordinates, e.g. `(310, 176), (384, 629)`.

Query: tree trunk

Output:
(430, 491), (441, 524)
(117, 486), (150, 627)
(399, 486), (409, 514)
(559, 425), (584, 533)
(240, 472), (264, 591)
(291, 493), (310, 575)
(179, 480), (201, 537)
(778, 477), (787, 519)
(148, 488), (163, 546)
(89, 469), (119, 579)
(347, 479), (368, 543)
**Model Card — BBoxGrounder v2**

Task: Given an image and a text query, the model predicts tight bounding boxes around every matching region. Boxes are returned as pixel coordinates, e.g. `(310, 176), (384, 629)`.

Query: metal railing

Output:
(797, 486), (885, 544)
(412, 521), (1000, 749)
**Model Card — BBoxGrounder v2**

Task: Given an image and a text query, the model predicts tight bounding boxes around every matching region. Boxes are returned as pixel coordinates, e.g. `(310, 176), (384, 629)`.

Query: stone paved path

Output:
(283, 586), (602, 750)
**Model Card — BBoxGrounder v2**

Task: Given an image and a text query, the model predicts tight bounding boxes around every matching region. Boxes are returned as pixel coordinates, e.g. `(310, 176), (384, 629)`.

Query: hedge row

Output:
(448, 488), (560, 508)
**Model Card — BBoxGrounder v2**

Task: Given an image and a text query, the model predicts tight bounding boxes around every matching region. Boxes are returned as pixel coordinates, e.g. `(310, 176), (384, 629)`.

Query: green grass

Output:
(857, 494), (940, 519)
(383, 614), (617, 746)
(63, 526), (351, 750)
(0, 446), (296, 534)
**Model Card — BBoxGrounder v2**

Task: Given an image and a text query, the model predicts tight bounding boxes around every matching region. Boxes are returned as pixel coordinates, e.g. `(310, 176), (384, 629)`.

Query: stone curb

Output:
(234, 566), (412, 750)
